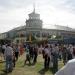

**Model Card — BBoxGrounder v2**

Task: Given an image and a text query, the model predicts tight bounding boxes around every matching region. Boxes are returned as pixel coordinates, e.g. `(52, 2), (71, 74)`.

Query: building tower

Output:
(26, 6), (42, 29)
(25, 6), (43, 42)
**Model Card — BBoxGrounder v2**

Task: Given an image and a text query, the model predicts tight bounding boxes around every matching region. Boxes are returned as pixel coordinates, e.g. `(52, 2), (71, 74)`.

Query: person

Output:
(19, 44), (24, 55)
(58, 46), (62, 61)
(62, 46), (67, 65)
(29, 44), (34, 60)
(67, 45), (73, 61)
(14, 44), (19, 61)
(73, 45), (75, 58)
(33, 45), (38, 64)
(24, 46), (30, 65)
(55, 46), (75, 75)
(4, 43), (13, 72)
(2, 44), (6, 54)
(43, 45), (50, 69)
(49, 45), (53, 68)
(52, 44), (59, 74)
(0, 44), (3, 61)
(38, 45), (43, 54)
(12, 47), (16, 67)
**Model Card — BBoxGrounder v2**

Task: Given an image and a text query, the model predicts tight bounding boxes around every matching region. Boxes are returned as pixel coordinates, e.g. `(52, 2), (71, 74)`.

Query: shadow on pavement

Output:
(0, 70), (8, 75)
(49, 68), (54, 75)
(38, 68), (49, 75)
(0, 69), (12, 75)
(23, 63), (35, 67)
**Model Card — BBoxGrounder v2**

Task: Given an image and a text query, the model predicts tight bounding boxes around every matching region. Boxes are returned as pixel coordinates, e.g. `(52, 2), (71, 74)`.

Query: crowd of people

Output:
(42, 44), (75, 74)
(0, 42), (75, 74)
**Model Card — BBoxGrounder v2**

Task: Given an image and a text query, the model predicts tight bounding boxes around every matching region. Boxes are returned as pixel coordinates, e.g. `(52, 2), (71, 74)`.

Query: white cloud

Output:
(0, 0), (75, 33)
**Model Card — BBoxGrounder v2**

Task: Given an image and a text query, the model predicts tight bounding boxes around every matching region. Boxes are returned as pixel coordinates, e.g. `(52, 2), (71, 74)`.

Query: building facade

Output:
(0, 8), (75, 44)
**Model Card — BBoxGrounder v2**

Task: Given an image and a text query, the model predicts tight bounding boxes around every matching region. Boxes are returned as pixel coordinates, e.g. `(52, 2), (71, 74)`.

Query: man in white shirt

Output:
(4, 43), (13, 72)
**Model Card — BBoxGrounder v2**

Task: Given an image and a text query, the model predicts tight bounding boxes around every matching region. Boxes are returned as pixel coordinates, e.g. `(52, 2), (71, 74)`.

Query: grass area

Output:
(0, 54), (64, 75)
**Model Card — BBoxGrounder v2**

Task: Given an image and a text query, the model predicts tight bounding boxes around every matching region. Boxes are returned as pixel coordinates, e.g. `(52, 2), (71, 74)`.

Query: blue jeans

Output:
(6, 55), (13, 71)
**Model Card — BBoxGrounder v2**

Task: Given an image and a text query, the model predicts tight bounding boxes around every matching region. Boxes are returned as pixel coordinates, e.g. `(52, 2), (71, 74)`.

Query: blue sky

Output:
(0, 0), (75, 33)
